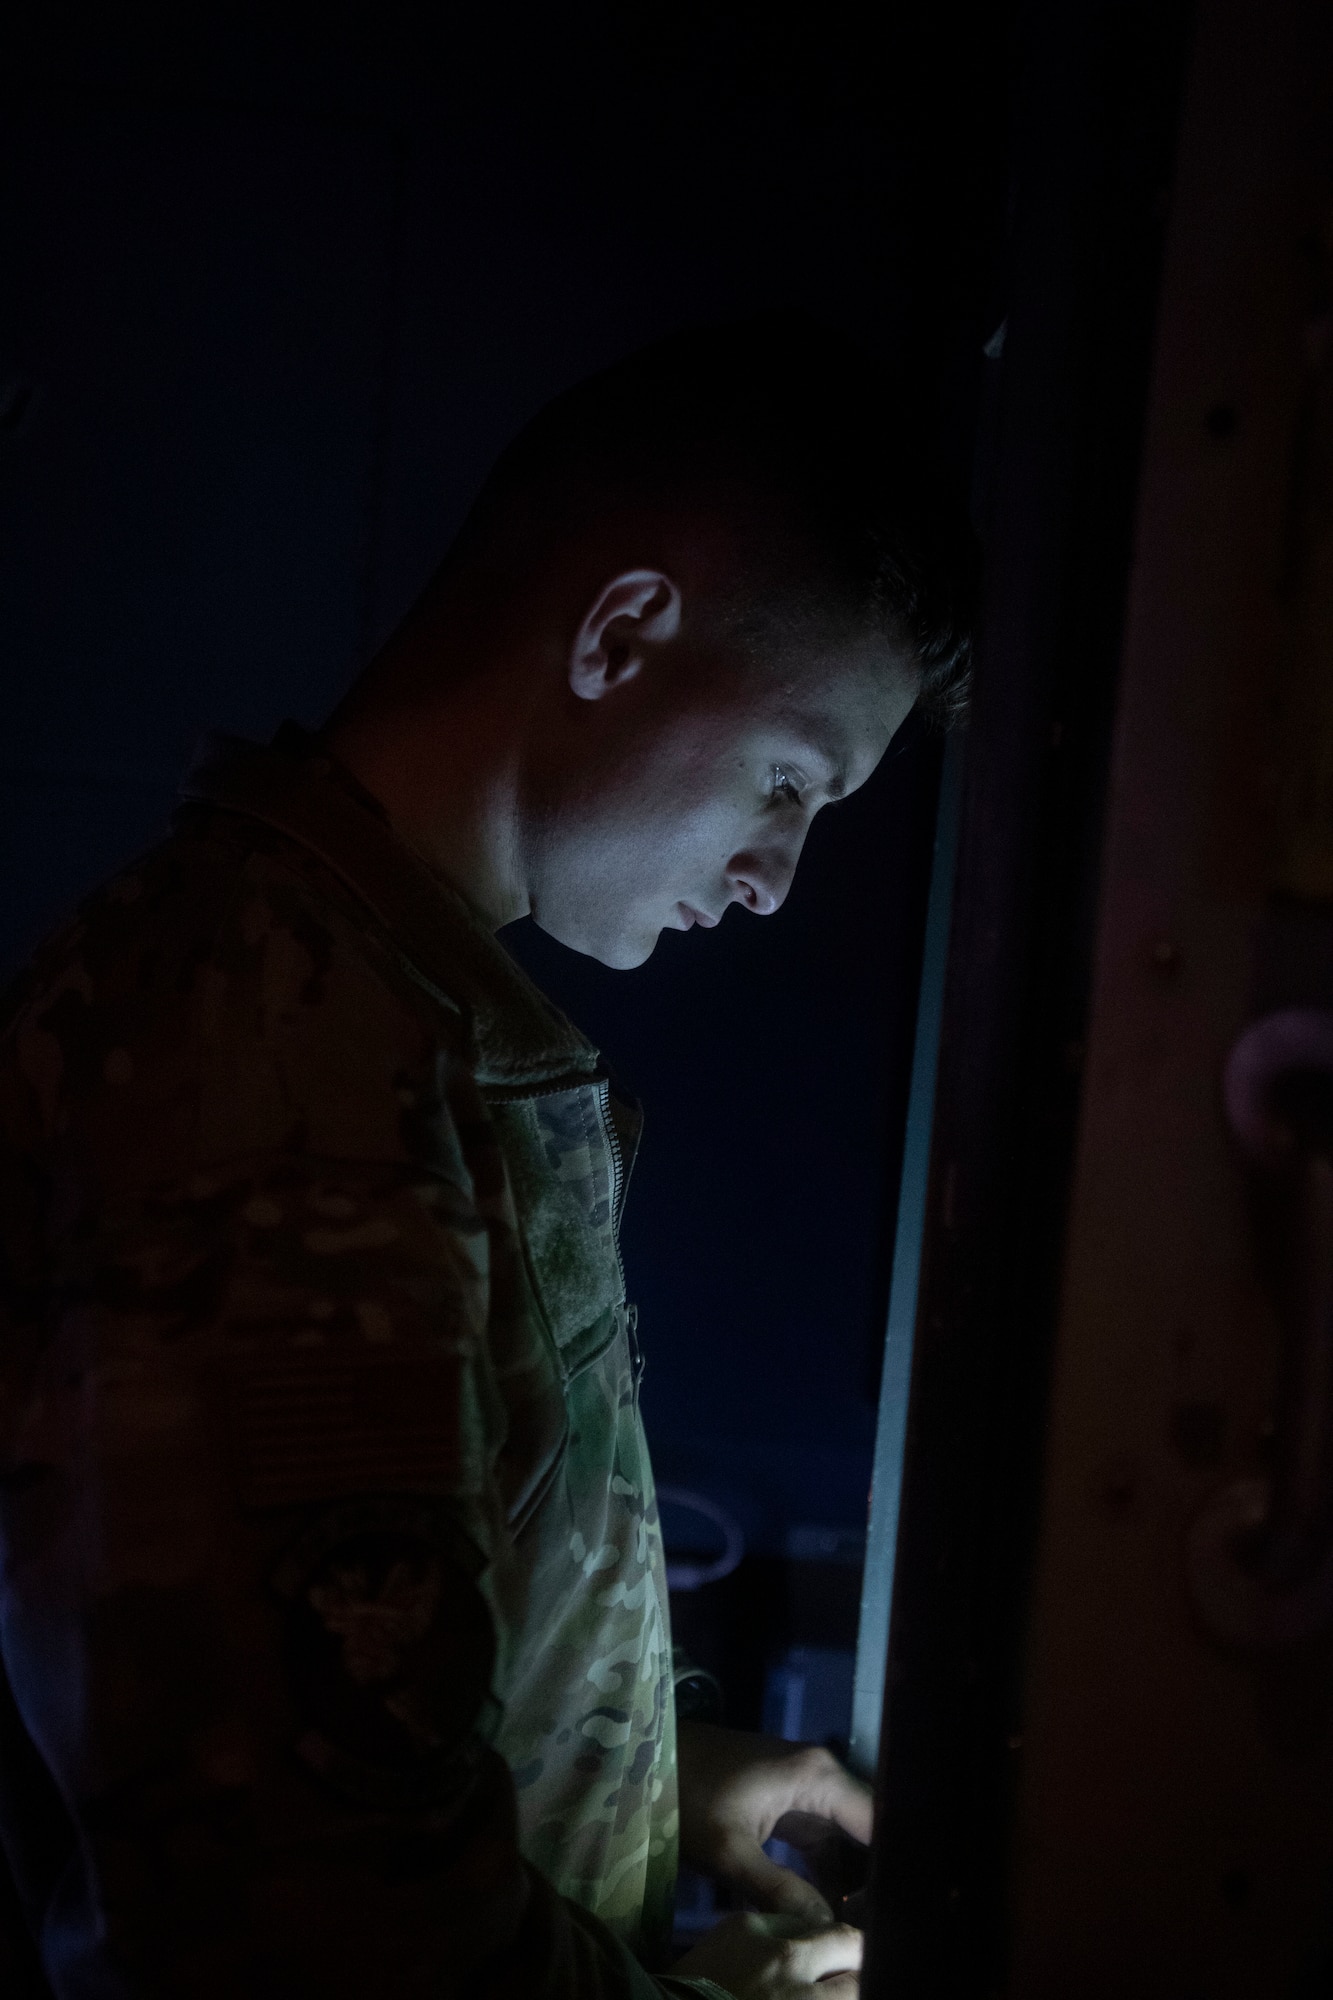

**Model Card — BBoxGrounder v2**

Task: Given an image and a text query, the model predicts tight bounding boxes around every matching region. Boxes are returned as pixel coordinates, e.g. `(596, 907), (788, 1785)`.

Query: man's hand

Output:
(676, 1721), (873, 1926)
(674, 1912), (862, 1999)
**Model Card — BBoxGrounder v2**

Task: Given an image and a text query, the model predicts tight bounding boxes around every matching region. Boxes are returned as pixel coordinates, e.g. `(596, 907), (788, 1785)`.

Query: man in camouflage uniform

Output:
(0, 318), (970, 1996)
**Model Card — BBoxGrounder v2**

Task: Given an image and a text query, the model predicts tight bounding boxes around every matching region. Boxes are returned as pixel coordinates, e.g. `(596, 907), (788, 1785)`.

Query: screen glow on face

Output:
(529, 648), (917, 968)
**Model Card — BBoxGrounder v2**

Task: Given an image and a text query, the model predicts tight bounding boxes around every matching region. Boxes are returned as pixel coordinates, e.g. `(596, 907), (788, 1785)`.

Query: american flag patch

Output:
(228, 1345), (472, 1508)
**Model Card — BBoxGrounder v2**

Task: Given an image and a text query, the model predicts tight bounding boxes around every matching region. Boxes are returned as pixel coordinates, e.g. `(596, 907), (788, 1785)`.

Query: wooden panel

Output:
(1009, 2), (1333, 1991)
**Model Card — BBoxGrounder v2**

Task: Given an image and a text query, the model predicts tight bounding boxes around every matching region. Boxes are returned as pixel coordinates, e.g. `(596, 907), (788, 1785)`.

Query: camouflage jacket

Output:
(0, 728), (725, 1998)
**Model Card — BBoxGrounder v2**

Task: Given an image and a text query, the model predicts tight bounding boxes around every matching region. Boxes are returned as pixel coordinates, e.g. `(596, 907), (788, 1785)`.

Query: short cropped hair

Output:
(448, 314), (975, 729)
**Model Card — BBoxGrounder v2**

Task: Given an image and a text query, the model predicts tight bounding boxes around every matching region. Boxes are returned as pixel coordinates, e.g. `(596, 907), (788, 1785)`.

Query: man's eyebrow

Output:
(789, 734), (847, 797)
(809, 748), (848, 799)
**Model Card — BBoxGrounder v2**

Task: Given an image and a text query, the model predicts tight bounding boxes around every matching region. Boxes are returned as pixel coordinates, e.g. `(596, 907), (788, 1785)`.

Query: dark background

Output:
(0, 4), (1010, 1676)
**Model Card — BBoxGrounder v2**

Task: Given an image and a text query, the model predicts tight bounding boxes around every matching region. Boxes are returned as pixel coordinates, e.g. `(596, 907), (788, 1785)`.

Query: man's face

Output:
(522, 629), (918, 968)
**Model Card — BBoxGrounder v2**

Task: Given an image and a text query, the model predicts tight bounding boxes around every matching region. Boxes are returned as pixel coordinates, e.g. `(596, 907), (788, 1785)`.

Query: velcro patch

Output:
(228, 1345), (473, 1508)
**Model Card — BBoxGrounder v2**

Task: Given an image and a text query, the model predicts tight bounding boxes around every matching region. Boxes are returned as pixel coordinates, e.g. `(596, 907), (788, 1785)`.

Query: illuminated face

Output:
(522, 633), (918, 968)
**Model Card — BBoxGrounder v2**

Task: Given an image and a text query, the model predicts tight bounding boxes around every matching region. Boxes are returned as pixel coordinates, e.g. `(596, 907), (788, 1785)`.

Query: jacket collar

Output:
(178, 729), (601, 1093)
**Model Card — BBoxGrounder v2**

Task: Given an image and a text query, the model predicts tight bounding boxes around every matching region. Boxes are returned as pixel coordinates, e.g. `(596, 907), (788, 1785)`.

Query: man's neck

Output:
(323, 625), (533, 931)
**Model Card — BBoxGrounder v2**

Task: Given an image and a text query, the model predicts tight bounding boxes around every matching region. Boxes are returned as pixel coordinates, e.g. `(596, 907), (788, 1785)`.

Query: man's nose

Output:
(724, 845), (798, 917)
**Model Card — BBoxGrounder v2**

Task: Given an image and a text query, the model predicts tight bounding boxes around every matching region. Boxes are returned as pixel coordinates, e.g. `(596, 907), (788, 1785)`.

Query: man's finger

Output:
(786, 1749), (874, 1846)
(719, 1840), (833, 1925)
(787, 1921), (864, 1984)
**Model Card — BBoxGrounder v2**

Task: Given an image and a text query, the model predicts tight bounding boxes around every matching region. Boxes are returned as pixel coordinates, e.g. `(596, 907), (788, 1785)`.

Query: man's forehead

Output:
(771, 619), (915, 698)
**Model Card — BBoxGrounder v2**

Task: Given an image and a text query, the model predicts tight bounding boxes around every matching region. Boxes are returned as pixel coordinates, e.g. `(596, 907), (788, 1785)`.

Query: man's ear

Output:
(569, 569), (682, 701)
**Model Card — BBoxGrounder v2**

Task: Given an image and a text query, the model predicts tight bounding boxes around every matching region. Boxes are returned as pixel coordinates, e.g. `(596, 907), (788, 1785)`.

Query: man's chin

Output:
(531, 915), (660, 971)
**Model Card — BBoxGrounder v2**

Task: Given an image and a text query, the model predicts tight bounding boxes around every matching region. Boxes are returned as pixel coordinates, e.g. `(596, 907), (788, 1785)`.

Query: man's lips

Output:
(677, 903), (720, 930)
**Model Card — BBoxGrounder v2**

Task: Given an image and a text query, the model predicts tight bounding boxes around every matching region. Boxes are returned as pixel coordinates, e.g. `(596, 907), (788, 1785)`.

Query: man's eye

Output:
(771, 766), (803, 807)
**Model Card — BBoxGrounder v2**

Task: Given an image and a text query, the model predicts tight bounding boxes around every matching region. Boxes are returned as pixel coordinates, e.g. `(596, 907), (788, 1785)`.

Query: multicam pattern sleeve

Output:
(0, 787), (716, 2000)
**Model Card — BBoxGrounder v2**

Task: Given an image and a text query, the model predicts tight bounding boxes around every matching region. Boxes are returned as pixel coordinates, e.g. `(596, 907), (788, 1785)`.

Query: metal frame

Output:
(850, 731), (964, 1780)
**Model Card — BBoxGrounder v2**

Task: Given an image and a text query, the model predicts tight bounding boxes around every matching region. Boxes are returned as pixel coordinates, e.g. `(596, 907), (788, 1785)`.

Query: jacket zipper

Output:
(597, 1076), (628, 1285)
(597, 1078), (644, 1409)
